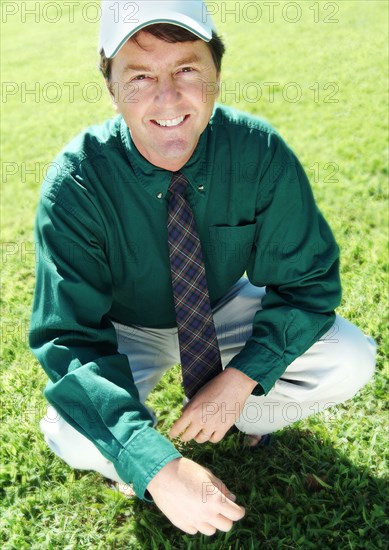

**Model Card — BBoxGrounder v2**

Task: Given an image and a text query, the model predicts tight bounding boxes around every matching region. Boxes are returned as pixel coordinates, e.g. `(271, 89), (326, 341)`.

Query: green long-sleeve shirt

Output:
(30, 104), (341, 499)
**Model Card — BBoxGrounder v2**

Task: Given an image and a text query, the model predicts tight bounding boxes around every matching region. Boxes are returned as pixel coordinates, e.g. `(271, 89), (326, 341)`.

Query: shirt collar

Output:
(119, 116), (209, 201)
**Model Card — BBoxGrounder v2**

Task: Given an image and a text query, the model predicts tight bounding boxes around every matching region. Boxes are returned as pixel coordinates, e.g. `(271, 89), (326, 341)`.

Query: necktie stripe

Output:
(170, 250), (205, 273)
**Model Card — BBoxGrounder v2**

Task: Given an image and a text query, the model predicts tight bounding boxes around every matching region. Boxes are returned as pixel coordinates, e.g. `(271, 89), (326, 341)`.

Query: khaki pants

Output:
(40, 278), (376, 483)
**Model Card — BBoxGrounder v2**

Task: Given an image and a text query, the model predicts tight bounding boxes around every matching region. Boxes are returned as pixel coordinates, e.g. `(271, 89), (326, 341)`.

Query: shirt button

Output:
(156, 192), (163, 199)
(198, 185), (204, 191)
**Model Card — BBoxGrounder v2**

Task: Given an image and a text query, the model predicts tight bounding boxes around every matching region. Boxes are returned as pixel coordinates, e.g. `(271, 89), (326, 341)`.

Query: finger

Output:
(169, 416), (191, 439)
(170, 517), (198, 535)
(209, 430), (226, 444)
(209, 478), (234, 501)
(210, 514), (235, 532)
(180, 423), (204, 442)
(184, 526), (198, 535)
(196, 522), (217, 536)
(221, 489), (237, 503)
(209, 481), (245, 520)
(194, 430), (215, 444)
(205, 480), (238, 510)
(221, 501), (246, 522)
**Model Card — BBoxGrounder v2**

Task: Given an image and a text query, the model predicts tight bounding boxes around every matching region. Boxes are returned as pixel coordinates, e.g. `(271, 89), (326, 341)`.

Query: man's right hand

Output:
(146, 457), (245, 536)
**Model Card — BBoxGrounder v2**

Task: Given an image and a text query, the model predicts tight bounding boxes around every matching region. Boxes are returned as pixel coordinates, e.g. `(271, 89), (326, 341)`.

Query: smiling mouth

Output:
(151, 115), (189, 128)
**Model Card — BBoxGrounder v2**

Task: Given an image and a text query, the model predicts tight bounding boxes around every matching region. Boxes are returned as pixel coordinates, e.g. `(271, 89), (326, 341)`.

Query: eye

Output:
(180, 67), (194, 73)
(133, 74), (147, 81)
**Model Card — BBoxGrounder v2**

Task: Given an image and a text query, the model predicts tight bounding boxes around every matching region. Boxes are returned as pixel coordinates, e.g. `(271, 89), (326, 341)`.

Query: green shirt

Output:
(30, 104), (341, 499)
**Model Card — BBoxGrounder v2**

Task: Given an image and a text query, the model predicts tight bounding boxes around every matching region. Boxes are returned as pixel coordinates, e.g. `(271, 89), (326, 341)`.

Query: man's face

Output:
(110, 31), (220, 171)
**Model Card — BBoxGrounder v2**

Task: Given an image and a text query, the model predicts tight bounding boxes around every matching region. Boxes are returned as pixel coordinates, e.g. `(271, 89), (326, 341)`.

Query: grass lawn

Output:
(1, 1), (388, 548)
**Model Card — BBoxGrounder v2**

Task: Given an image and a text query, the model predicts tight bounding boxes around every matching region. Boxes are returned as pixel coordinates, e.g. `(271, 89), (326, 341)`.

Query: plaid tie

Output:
(167, 172), (223, 398)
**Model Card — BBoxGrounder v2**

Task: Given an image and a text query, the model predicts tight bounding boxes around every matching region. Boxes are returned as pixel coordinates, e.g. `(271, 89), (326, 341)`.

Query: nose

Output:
(154, 75), (181, 107)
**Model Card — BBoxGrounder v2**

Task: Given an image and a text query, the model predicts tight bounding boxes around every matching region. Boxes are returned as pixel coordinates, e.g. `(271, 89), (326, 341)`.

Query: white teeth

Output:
(154, 115), (185, 127)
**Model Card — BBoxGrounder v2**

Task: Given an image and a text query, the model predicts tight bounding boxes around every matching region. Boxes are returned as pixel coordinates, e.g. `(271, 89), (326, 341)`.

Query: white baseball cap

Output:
(99, 0), (217, 58)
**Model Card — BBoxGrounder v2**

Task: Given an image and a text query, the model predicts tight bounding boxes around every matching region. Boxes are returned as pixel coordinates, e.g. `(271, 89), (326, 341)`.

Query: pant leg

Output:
(39, 322), (179, 480)
(211, 279), (377, 436)
(40, 406), (123, 482)
(39, 279), (251, 476)
(113, 321), (180, 406)
(40, 276), (376, 474)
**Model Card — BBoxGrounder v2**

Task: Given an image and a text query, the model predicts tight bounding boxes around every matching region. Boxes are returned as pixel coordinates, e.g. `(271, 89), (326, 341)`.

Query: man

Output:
(30, 0), (376, 537)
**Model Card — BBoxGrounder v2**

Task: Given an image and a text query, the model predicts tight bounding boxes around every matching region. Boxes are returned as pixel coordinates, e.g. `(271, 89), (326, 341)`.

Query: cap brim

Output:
(101, 11), (214, 58)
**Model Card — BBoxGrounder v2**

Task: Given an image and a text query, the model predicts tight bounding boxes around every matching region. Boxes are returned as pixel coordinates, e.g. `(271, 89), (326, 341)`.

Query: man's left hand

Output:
(169, 368), (257, 444)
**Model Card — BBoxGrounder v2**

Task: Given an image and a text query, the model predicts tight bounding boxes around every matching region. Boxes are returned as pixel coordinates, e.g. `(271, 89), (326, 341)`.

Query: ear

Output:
(215, 73), (221, 100)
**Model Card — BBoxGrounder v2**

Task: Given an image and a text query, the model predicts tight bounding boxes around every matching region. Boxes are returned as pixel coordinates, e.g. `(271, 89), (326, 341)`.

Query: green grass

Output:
(1, 1), (388, 548)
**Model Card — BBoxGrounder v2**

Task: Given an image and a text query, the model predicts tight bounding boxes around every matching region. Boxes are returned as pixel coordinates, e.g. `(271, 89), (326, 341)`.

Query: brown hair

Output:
(99, 23), (225, 82)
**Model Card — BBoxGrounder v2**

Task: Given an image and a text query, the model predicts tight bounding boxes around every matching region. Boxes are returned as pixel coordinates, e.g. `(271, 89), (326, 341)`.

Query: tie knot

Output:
(169, 172), (189, 196)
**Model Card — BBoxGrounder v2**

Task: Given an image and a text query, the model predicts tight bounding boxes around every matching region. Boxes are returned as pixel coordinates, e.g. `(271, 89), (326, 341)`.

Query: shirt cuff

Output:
(226, 340), (287, 395)
(114, 427), (182, 501)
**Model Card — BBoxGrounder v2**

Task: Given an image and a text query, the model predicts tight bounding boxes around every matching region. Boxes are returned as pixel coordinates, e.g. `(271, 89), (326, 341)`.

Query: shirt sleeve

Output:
(29, 187), (182, 499)
(227, 133), (341, 394)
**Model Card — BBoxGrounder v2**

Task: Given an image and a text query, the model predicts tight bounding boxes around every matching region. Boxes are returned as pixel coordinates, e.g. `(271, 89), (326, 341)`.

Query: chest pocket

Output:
(204, 222), (257, 283)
